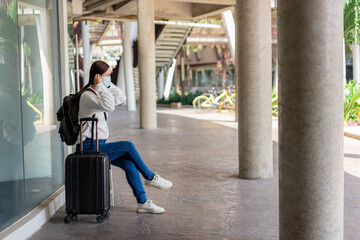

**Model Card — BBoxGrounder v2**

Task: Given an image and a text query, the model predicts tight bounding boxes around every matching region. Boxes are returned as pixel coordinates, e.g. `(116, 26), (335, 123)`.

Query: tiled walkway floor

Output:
(29, 107), (360, 240)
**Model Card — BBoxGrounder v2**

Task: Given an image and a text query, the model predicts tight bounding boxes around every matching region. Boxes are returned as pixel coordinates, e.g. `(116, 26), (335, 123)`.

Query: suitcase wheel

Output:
(96, 215), (105, 223)
(64, 215), (72, 224)
(106, 211), (110, 218)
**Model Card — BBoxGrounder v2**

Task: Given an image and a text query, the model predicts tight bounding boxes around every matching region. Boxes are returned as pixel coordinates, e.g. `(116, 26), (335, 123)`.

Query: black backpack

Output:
(56, 88), (96, 145)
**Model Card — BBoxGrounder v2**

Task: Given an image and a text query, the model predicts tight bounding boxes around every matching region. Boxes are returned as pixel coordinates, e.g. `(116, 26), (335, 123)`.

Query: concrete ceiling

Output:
(74, 0), (235, 21)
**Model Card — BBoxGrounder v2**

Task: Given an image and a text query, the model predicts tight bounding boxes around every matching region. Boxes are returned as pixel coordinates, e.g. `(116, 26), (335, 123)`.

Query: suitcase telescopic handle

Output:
(79, 117), (99, 152)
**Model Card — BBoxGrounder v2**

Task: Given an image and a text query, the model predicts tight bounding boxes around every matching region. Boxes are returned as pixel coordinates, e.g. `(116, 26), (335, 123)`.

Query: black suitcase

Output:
(64, 117), (111, 224)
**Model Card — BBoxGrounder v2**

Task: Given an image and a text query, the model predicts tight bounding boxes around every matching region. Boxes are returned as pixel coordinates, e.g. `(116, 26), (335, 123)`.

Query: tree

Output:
(215, 46), (234, 89)
(344, 0), (360, 82)
(344, 0), (360, 45)
(0, 0), (18, 71)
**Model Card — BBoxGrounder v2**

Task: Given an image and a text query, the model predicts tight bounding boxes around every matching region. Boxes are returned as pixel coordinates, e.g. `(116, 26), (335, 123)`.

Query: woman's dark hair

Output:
(82, 60), (109, 90)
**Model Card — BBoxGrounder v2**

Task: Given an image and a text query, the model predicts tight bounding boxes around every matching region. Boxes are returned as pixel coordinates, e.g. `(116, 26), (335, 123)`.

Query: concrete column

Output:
(157, 68), (164, 99)
(236, 0), (272, 179)
(274, 48), (278, 89)
(58, 0), (73, 179)
(58, 1), (70, 98)
(185, 48), (192, 93)
(181, 50), (186, 95)
(20, 26), (25, 93)
(122, 21), (136, 111)
(221, 10), (236, 61)
(353, 43), (359, 82)
(75, 34), (80, 92)
(278, 1), (344, 239)
(138, 0), (156, 129)
(129, 22), (138, 41)
(89, 44), (95, 62)
(234, 9), (238, 123)
(186, 48), (192, 91)
(188, 68), (193, 90)
(343, 39), (347, 86)
(82, 21), (90, 85)
(100, 46), (104, 61)
(164, 58), (176, 100)
(195, 69), (199, 87)
(174, 64), (180, 93)
(36, 12), (55, 125)
(201, 68), (205, 86)
(116, 57), (126, 97)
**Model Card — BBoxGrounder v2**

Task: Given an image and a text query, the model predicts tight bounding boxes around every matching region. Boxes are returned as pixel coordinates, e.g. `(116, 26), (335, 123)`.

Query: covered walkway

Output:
(30, 107), (360, 239)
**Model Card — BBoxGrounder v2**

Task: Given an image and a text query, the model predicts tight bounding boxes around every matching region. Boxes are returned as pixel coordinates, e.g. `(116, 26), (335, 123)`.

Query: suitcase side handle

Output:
(79, 117), (99, 153)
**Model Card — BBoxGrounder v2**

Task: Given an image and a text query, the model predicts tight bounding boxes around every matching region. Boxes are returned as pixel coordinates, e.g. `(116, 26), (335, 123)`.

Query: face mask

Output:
(103, 76), (111, 88)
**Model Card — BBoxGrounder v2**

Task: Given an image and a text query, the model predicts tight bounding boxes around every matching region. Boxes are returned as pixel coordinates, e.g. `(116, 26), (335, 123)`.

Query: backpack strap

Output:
(83, 87), (97, 95)
(83, 88), (108, 122)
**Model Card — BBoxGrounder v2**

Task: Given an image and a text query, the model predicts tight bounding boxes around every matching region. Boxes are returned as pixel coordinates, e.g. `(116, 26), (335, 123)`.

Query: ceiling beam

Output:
(192, 3), (232, 19)
(86, 0), (124, 11)
(74, 15), (137, 21)
(83, 0), (100, 7)
(166, 0), (235, 5)
(155, 0), (193, 20)
(78, 0), (238, 21)
(113, 0), (132, 10)
(110, 0), (137, 15)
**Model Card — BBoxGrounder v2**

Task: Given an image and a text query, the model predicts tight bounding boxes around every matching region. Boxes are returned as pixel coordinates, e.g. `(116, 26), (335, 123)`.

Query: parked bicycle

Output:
(192, 87), (236, 112)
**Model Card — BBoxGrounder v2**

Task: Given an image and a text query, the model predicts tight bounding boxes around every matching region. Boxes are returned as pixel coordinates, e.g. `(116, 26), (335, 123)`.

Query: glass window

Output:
(18, 0), (63, 213)
(0, 0), (64, 231)
(0, 0), (26, 230)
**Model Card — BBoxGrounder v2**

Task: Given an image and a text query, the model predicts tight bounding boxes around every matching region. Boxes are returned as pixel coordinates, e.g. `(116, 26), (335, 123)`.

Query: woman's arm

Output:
(108, 82), (127, 105)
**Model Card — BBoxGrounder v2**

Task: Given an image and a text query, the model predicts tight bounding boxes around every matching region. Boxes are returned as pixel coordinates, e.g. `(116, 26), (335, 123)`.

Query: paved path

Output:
(30, 107), (360, 240)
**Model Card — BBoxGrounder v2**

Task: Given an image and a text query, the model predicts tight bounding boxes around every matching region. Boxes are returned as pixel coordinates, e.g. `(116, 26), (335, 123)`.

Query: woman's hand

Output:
(94, 74), (103, 85)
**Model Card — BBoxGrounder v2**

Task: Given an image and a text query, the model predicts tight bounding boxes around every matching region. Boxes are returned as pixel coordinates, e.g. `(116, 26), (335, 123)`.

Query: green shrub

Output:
(272, 87), (278, 113)
(22, 87), (43, 105)
(157, 92), (203, 105)
(344, 80), (360, 122)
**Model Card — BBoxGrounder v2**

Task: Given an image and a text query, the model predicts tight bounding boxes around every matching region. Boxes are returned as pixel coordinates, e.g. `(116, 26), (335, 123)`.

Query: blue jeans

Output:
(76, 139), (154, 203)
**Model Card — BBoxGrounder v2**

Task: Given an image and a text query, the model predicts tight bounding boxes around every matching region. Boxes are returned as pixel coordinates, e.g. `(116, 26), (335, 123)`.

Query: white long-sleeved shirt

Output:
(77, 82), (126, 143)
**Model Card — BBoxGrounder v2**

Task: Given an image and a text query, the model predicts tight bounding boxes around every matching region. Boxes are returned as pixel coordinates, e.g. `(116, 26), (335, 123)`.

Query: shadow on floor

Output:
(29, 109), (360, 240)
(344, 153), (360, 159)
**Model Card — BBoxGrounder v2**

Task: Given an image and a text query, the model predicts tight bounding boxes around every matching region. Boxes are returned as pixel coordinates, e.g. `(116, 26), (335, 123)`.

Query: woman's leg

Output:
(112, 157), (147, 203)
(99, 141), (154, 181)
(76, 140), (168, 212)
(76, 140), (151, 203)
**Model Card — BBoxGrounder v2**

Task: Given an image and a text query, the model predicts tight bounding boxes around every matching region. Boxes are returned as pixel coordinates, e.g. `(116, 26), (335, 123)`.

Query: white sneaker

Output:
(145, 173), (173, 189)
(137, 200), (165, 214)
